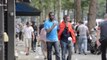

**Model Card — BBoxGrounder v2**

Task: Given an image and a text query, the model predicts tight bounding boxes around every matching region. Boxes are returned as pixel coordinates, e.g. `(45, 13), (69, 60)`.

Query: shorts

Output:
(25, 38), (31, 48)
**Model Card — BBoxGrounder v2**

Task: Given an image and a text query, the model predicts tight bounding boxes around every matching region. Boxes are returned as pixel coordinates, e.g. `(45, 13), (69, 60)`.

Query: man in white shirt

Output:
(23, 22), (34, 55)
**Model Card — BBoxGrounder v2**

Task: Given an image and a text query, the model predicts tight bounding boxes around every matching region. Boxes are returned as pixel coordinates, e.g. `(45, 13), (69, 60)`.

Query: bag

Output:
(3, 32), (9, 42)
(39, 28), (47, 41)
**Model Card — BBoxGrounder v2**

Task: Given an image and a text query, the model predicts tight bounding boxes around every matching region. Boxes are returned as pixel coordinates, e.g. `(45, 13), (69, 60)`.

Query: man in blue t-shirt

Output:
(44, 12), (60, 60)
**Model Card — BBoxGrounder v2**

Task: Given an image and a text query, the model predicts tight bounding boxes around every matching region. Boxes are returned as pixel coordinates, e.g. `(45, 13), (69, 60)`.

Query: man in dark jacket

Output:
(99, 14), (107, 60)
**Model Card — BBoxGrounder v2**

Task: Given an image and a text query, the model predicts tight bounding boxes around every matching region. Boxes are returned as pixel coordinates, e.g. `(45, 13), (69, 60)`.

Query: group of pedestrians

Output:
(15, 21), (38, 55)
(15, 12), (107, 60)
(38, 12), (90, 60)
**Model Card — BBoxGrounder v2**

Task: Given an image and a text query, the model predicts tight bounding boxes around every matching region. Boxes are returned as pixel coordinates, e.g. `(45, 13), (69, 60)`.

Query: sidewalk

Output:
(15, 40), (101, 60)
(15, 40), (44, 60)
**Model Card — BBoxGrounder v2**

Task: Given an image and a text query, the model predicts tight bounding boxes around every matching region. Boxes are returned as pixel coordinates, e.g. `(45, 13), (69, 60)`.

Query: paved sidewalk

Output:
(15, 40), (101, 60)
(15, 40), (44, 60)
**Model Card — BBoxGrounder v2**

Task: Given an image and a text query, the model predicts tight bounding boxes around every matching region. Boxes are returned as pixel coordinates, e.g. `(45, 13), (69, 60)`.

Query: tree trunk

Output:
(57, 0), (61, 23)
(106, 0), (107, 13)
(75, 0), (82, 23)
(82, 7), (84, 21)
(88, 0), (97, 32)
(42, 9), (45, 21)
(67, 9), (70, 16)
(73, 9), (76, 23)
(63, 9), (65, 16)
(45, 7), (49, 20)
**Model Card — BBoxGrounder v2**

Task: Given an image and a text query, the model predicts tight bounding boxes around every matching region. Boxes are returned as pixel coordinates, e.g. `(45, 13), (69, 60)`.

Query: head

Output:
(63, 15), (70, 23)
(26, 22), (31, 27)
(49, 12), (55, 21)
(79, 21), (84, 25)
(104, 14), (107, 20)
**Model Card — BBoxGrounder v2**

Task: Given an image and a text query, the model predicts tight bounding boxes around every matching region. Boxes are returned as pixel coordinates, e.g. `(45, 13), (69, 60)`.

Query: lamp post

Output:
(7, 0), (15, 60)
(0, 0), (4, 60)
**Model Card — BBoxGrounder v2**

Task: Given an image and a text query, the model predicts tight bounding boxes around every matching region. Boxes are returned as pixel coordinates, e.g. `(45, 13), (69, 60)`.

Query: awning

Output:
(16, 2), (41, 16)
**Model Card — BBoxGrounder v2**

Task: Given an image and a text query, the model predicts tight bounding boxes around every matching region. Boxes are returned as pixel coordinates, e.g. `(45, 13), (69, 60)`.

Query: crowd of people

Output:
(15, 12), (107, 60)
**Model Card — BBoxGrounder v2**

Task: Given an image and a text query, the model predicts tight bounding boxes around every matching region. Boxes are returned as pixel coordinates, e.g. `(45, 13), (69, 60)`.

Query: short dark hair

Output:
(49, 12), (54, 17)
(79, 21), (84, 24)
(63, 15), (68, 20)
(26, 22), (30, 25)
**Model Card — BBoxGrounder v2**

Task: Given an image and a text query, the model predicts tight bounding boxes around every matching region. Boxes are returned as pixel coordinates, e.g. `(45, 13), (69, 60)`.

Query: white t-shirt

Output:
(23, 26), (34, 38)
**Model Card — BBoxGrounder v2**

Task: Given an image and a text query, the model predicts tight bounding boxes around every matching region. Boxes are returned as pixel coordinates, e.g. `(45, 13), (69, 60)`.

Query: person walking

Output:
(77, 21), (89, 55)
(74, 23), (80, 53)
(58, 15), (76, 60)
(23, 22), (35, 55)
(39, 21), (47, 60)
(31, 21), (37, 52)
(98, 14), (107, 60)
(44, 12), (60, 60)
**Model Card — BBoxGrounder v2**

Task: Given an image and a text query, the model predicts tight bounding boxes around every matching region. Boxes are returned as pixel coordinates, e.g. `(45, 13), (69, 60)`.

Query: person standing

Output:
(23, 22), (35, 55)
(99, 14), (107, 60)
(58, 15), (76, 60)
(44, 12), (60, 60)
(77, 21), (89, 55)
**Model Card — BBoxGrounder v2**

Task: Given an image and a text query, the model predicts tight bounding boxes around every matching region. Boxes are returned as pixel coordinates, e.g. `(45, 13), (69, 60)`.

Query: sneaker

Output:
(44, 57), (47, 60)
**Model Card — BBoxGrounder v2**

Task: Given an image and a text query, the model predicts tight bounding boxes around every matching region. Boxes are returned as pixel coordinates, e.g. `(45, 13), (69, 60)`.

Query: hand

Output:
(53, 21), (58, 27)
(32, 37), (35, 41)
(96, 40), (101, 47)
(53, 23), (57, 27)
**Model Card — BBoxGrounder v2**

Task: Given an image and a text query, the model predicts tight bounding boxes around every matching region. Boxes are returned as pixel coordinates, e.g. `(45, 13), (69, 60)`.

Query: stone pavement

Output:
(15, 40), (101, 60)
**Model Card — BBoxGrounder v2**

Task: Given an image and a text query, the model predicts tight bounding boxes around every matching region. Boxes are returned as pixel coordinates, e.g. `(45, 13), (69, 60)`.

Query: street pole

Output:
(7, 0), (15, 60)
(0, 0), (4, 60)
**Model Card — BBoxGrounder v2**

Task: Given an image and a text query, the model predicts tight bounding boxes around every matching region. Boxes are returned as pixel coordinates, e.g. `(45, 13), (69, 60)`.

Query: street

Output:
(15, 40), (101, 60)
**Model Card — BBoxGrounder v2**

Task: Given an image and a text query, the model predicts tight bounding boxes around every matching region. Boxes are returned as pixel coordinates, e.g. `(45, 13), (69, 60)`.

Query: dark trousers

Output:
(101, 40), (107, 60)
(19, 31), (22, 40)
(46, 42), (60, 60)
(74, 36), (79, 53)
(32, 40), (36, 51)
(60, 41), (72, 60)
(4, 42), (8, 60)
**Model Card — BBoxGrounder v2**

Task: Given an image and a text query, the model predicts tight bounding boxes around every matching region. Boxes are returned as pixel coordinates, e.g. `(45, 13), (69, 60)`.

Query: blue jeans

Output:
(46, 41), (60, 60)
(78, 36), (87, 53)
(60, 40), (72, 60)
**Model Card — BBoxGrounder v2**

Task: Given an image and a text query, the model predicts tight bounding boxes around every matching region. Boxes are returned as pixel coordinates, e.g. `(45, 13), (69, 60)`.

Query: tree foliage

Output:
(62, 0), (74, 10)
(31, 0), (106, 20)
(97, 0), (106, 18)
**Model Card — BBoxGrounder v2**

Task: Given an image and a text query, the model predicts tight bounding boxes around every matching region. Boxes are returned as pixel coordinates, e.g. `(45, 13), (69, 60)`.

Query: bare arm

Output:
(32, 32), (35, 41)
(46, 23), (57, 33)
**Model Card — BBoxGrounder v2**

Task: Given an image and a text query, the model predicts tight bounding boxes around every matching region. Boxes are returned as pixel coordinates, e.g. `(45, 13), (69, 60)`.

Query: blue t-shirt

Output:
(44, 19), (58, 42)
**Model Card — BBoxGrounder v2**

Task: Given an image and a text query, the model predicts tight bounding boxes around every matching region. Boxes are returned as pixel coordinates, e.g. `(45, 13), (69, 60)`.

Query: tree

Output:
(88, 0), (97, 32)
(97, 0), (106, 18)
(62, 0), (74, 16)
(75, 0), (82, 23)
(57, 0), (61, 22)
(81, 0), (89, 20)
